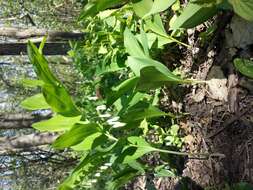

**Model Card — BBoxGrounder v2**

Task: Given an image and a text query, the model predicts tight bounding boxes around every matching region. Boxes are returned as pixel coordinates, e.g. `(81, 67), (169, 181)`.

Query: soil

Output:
(127, 13), (253, 190)
(177, 13), (253, 189)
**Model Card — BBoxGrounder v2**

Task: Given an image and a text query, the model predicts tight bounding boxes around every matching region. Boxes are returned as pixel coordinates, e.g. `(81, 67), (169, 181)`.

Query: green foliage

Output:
(171, 0), (253, 29)
(21, 93), (50, 110)
(228, 0), (253, 21)
(27, 41), (81, 117)
(32, 115), (82, 132)
(234, 58), (253, 78)
(170, 2), (218, 29)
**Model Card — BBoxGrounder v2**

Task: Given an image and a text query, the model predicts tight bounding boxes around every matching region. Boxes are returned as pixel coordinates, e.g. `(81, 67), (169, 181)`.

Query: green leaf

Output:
(42, 84), (81, 117)
(79, 0), (126, 20)
(145, 14), (167, 37)
(120, 136), (156, 164)
(27, 41), (59, 85)
(107, 77), (139, 106)
(132, 0), (153, 17)
(124, 28), (147, 58)
(21, 79), (44, 88)
(170, 2), (218, 29)
(27, 41), (81, 117)
(144, 0), (176, 18)
(229, 0), (253, 21)
(154, 165), (176, 177)
(234, 58), (253, 78)
(59, 152), (104, 190)
(127, 56), (174, 77)
(20, 93), (50, 110)
(137, 66), (191, 91)
(121, 102), (173, 122)
(107, 167), (140, 190)
(32, 115), (82, 132)
(53, 123), (102, 149)
(71, 132), (102, 151)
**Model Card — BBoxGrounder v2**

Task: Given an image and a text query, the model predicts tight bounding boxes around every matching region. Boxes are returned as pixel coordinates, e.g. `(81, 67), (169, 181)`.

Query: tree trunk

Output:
(0, 113), (51, 130)
(0, 42), (71, 55)
(0, 132), (58, 151)
(0, 27), (84, 41)
(0, 27), (85, 55)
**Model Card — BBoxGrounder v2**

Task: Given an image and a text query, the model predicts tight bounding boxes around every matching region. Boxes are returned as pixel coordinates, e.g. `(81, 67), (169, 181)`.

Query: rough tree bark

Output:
(0, 27), (84, 40)
(0, 113), (51, 130)
(0, 132), (59, 152)
(0, 27), (85, 55)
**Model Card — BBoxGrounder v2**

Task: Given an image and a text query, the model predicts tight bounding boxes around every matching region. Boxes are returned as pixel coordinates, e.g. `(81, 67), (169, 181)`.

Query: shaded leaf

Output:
(121, 102), (173, 122)
(107, 77), (139, 106)
(137, 66), (191, 91)
(53, 123), (102, 149)
(234, 58), (253, 78)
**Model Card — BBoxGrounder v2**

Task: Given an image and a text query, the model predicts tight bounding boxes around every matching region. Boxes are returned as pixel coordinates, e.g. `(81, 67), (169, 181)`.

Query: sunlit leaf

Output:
(21, 79), (44, 88)
(144, 0), (176, 18)
(27, 41), (81, 117)
(170, 2), (218, 29)
(79, 0), (126, 20)
(119, 136), (156, 163)
(229, 0), (253, 21)
(132, 0), (153, 17)
(21, 93), (50, 110)
(124, 28), (147, 58)
(32, 115), (82, 132)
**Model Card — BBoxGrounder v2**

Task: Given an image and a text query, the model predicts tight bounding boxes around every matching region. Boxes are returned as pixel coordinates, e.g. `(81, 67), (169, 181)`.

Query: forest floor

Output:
(171, 13), (253, 189)
(128, 13), (253, 190)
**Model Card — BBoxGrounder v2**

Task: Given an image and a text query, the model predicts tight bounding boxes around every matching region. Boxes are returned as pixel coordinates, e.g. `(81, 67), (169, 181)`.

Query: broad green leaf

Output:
(132, 0), (153, 17)
(121, 102), (173, 122)
(144, 0), (176, 18)
(79, 0), (125, 20)
(71, 132), (102, 151)
(27, 41), (81, 117)
(27, 41), (59, 85)
(32, 115), (82, 132)
(136, 33), (173, 48)
(145, 14), (185, 45)
(124, 28), (147, 58)
(21, 93), (50, 110)
(127, 56), (173, 76)
(145, 14), (167, 36)
(42, 84), (81, 117)
(53, 123), (102, 149)
(139, 29), (150, 56)
(121, 136), (156, 163)
(21, 79), (44, 88)
(234, 58), (253, 78)
(229, 0), (253, 21)
(107, 77), (139, 106)
(170, 2), (218, 29)
(137, 66), (191, 90)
